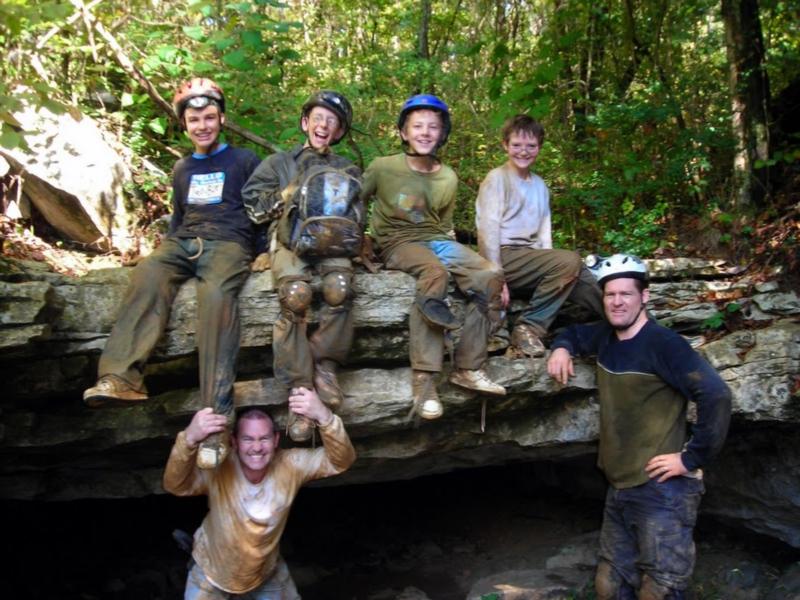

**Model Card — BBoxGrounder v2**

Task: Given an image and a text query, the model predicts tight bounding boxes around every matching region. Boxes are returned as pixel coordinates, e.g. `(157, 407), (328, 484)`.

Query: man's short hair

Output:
(602, 277), (648, 293)
(234, 407), (275, 437)
(502, 114), (545, 145)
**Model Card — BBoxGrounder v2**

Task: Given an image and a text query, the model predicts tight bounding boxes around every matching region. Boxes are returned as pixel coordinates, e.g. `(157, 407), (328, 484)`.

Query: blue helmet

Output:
(397, 94), (451, 147)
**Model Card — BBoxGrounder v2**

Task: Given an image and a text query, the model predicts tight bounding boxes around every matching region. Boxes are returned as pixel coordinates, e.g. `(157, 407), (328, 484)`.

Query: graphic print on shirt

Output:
(188, 172), (226, 205)
(394, 191), (427, 224)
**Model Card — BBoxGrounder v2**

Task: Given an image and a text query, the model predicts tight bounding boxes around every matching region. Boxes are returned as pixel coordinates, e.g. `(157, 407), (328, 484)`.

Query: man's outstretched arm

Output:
(162, 408), (224, 496)
(288, 387), (356, 480)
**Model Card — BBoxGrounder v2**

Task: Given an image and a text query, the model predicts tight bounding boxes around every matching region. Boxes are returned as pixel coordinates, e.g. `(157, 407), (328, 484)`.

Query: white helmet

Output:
(595, 254), (648, 287)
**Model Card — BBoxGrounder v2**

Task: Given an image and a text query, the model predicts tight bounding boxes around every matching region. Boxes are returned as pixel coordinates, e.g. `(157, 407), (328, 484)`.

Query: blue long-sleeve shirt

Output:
(552, 319), (731, 488)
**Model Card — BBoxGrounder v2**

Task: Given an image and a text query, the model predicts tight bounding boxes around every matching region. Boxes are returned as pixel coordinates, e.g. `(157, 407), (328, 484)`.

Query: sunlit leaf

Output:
(183, 25), (205, 41)
(0, 123), (22, 150)
(148, 117), (167, 135)
(223, 49), (254, 70)
(241, 29), (264, 50)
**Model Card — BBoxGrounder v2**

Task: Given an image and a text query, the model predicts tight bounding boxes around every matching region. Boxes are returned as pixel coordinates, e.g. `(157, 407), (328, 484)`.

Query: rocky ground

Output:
(5, 461), (799, 600)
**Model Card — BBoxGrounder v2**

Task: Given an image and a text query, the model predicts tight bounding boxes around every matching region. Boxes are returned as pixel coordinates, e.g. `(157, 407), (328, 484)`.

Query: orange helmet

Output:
(173, 77), (225, 121)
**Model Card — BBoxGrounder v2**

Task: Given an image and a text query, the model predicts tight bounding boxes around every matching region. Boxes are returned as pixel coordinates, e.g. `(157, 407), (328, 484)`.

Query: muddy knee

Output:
(595, 560), (625, 600)
(640, 574), (675, 600)
(321, 271), (353, 307)
(278, 280), (312, 320)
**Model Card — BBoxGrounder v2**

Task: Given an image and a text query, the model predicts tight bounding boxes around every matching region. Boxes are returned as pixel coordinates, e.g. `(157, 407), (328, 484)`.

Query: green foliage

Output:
(0, 0), (796, 256)
(702, 302), (742, 331)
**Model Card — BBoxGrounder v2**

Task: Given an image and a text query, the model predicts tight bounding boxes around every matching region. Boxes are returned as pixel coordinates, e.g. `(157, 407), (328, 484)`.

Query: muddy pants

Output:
(270, 243), (354, 392)
(596, 476), (705, 599)
(384, 240), (504, 372)
(500, 246), (603, 335)
(185, 557), (299, 600)
(98, 237), (251, 415)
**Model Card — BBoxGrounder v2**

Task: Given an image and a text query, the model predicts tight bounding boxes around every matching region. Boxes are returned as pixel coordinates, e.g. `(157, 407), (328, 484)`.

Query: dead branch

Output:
(36, 0), (103, 50)
(224, 121), (281, 154)
(81, 9), (281, 153)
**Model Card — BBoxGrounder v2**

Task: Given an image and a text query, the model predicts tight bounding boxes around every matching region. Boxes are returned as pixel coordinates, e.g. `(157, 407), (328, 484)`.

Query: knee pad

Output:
(278, 280), (312, 315)
(595, 561), (625, 600)
(321, 271), (353, 307)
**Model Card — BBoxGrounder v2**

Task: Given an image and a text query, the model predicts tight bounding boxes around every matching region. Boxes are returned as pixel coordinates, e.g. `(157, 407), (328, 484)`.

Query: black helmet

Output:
(173, 77), (225, 122)
(397, 94), (451, 147)
(300, 91), (353, 144)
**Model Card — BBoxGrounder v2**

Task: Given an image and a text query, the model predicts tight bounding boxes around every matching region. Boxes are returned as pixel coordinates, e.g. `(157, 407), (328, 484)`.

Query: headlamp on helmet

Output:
(173, 78), (226, 123)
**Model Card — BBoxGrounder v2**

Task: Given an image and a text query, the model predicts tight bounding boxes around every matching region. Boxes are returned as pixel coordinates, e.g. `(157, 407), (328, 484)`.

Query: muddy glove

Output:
(250, 252), (271, 272)
(271, 181), (300, 220)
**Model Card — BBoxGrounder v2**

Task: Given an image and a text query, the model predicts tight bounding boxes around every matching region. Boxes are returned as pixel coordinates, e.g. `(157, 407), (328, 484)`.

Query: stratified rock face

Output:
(0, 257), (798, 548)
(0, 97), (134, 252)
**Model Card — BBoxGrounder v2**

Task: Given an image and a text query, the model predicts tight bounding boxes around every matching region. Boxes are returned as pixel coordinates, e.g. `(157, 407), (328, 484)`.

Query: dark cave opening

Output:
(4, 457), (798, 600)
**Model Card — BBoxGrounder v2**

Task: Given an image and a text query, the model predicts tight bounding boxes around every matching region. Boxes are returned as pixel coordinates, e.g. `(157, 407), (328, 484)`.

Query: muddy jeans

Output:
(270, 243), (354, 392)
(598, 476), (705, 597)
(185, 558), (300, 600)
(98, 237), (251, 415)
(500, 246), (603, 336)
(383, 240), (504, 372)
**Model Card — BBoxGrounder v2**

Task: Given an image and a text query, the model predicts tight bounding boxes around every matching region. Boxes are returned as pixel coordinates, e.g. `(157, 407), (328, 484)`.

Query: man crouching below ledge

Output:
(164, 387), (356, 599)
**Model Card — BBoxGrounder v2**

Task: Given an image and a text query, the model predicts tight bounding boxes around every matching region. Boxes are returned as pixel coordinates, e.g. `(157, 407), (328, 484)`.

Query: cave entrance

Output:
(3, 457), (797, 599)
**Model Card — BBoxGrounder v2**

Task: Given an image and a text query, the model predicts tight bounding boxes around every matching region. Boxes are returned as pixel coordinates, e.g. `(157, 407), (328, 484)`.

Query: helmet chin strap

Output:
(403, 143), (443, 165)
(611, 304), (647, 332)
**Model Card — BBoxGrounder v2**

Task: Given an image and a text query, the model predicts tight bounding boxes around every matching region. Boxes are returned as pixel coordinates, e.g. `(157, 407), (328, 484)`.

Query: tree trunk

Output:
(418, 0), (431, 60)
(721, 0), (771, 208)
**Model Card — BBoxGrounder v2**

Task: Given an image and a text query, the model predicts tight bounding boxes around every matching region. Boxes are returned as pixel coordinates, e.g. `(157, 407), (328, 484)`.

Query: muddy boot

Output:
(288, 412), (315, 443)
(412, 370), (443, 420)
(314, 359), (343, 411)
(449, 368), (506, 395)
(510, 322), (546, 358)
(83, 374), (148, 407)
(196, 430), (230, 470)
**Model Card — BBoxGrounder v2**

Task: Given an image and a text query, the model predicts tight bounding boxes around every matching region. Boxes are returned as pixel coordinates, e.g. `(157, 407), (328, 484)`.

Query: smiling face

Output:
(232, 412), (280, 483)
(184, 105), (224, 154)
(400, 109), (444, 156)
(603, 277), (650, 336)
(503, 130), (541, 177)
(302, 105), (343, 151)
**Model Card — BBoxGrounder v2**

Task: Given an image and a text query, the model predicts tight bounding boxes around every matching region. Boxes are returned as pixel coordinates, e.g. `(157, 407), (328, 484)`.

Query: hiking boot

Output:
(83, 375), (148, 407)
(196, 430), (230, 470)
(412, 370), (443, 420)
(449, 368), (506, 395)
(510, 323), (547, 358)
(288, 413), (315, 443)
(314, 359), (343, 411)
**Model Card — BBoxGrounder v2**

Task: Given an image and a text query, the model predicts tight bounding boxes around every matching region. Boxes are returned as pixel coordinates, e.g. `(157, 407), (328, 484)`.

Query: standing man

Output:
(242, 91), (362, 443)
(547, 254), (731, 600)
(361, 94), (506, 421)
(84, 78), (260, 470)
(476, 114), (603, 358)
(164, 387), (356, 599)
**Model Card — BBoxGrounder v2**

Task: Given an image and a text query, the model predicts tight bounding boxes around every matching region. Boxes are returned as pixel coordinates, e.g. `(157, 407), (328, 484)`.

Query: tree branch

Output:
(82, 10), (281, 153)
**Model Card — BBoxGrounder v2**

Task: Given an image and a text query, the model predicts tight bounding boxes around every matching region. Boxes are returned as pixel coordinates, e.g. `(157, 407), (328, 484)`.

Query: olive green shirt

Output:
(362, 153), (457, 252)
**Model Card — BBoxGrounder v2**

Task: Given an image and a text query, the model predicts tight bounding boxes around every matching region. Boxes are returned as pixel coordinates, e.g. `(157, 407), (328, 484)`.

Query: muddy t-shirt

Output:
(170, 144), (260, 252)
(362, 153), (457, 252)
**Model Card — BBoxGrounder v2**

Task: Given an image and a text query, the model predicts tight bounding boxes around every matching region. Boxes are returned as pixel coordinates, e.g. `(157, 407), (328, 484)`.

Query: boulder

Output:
(0, 95), (135, 252)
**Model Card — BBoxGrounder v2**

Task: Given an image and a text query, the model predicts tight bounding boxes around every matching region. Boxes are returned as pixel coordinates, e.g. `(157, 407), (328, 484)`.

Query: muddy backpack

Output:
(285, 165), (363, 258)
